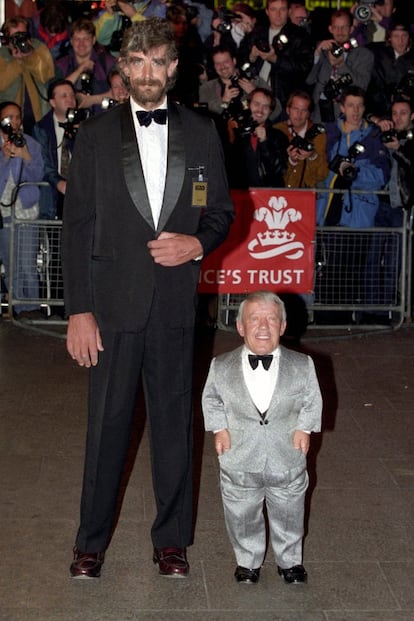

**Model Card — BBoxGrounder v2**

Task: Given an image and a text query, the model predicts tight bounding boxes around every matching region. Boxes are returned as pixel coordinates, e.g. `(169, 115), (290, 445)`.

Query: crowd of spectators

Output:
(1, 0), (414, 320)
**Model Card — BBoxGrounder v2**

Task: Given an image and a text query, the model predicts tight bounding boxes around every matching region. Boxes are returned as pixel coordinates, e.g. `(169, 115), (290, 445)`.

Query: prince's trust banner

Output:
(199, 189), (316, 294)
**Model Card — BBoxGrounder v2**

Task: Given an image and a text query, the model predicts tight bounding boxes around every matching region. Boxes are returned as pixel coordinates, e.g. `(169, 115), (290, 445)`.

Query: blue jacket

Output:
(0, 134), (44, 218)
(316, 119), (390, 228)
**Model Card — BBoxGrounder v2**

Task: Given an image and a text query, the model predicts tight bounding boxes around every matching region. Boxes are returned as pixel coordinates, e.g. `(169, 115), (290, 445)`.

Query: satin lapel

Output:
(120, 103), (155, 230)
(156, 102), (186, 234)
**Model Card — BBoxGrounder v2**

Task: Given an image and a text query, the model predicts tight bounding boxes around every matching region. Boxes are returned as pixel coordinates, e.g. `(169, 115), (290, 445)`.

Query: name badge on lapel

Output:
(189, 165), (207, 207)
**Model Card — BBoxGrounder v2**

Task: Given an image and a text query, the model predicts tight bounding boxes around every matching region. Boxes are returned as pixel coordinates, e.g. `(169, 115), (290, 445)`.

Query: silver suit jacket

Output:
(202, 345), (322, 474)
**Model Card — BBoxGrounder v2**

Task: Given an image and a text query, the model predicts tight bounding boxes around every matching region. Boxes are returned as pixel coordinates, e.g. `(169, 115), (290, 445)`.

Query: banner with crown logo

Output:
(198, 189), (316, 294)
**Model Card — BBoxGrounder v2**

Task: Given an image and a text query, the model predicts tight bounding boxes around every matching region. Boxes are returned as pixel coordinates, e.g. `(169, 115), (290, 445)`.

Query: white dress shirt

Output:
(130, 96), (168, 229)
(53, 114), (66, 175)
(242, 346), (280, 414)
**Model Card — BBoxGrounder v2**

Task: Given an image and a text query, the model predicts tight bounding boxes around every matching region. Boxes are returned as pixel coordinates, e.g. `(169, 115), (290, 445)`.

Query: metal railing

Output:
(3, 183), (412, 333)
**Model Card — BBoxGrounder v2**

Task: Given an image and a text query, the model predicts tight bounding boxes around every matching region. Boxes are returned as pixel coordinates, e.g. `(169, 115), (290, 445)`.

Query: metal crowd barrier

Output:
(216, 189), (413, 332)
(3, 184), (413, 334)
(0, 181), (64, 326)
(8, 218), (64, 321)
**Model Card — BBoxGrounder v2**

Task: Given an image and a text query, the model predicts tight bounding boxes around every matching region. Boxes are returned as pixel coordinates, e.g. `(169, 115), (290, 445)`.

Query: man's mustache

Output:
(133, 78), (163, 87)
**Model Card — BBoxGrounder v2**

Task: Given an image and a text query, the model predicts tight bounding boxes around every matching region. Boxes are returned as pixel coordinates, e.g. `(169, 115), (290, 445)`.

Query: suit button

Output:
(264, 420), (268, 425)
(259, 421), (263, 425)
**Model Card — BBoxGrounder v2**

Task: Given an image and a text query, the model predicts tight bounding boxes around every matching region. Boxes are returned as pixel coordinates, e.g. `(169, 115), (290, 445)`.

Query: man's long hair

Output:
(119, 18), (178, 92)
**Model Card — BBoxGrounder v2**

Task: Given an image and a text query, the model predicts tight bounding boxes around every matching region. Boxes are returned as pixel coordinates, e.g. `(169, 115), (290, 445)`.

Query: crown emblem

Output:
(248, 196), (305, 259)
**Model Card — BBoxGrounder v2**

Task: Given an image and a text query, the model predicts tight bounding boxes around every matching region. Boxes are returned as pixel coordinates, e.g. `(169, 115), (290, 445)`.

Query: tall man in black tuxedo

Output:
(62, 18), (234, 580)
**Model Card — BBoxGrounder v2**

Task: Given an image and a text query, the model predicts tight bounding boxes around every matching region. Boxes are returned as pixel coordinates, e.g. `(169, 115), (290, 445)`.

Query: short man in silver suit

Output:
(202, 291), (322, 584)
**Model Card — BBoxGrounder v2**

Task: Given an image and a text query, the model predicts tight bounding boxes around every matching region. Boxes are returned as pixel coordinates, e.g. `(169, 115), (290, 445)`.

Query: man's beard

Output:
(129, 78), (166, 107)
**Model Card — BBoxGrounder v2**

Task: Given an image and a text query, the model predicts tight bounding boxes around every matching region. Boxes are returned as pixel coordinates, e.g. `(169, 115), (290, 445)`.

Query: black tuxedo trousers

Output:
(76, 291), (194, 552)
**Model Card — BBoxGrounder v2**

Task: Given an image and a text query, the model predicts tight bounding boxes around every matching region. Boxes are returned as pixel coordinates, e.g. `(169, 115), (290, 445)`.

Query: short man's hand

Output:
(293, 430), (310, 455)
(66, 312), (104, 368)
(147, 232), (203, 266)
(214, 429), (231, 455)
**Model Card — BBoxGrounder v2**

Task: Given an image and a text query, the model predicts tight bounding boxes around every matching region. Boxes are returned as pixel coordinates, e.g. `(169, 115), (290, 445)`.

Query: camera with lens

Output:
(108, 13), (131, 52)
(101, 97), (118, 110)
(354, 0), (384, 24)
(330, 38), (358, 58)
(215, 8), (239, 34)
(60, 107), (89, 138)
(323, 73), (353, 100)
(290, 123), (326, 152)
(0, 117), (26, 147)
(393, 70), (414, 101)
(5, 31), (33, 54)
(274, 33), (288, 52)
(229, 74), (241, 90)
(234, 108), (258, 138)
(380, 128), (414, 143)
(238, 62), (257, 81)
(66, 108), (89, 125)
(79, 71), (93, 95)
(255, 39), (270, 53)
(329, 141), (366, 182)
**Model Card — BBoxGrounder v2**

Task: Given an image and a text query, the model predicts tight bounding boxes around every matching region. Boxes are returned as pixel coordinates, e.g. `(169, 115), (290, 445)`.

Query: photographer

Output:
(94, 0), (148, 56)
(274, 90), (329, 188)
(166, 2), (205, 107)
(226, 87), (288, 188)
(317, 86), (390, 228)
(204, 3), (256, 78)
(248, 0), (313, 108)
(55, 18), (115, 113)
(199, 45), (280, 121)
(362, 97), (414, 322)
(0, 101), (44, 318)
(366, 22), (414, 118)
(0, 16), (55, 134)
(351, 0), (396, 46)
(32, 79), (79, 220)
(306, 10), (374, 122)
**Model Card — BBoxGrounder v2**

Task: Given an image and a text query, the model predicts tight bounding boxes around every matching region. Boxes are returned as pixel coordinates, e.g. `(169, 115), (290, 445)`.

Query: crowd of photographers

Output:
(0, 0), (414, 319)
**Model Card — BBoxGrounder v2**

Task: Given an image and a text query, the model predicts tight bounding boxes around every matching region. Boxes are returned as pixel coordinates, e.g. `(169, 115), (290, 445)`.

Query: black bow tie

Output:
(248, 354), (273, 371)
(136, 109), (167, 127)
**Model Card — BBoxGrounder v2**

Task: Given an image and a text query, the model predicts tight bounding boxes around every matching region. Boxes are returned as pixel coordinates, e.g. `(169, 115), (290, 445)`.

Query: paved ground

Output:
(1, 318), (413, 621)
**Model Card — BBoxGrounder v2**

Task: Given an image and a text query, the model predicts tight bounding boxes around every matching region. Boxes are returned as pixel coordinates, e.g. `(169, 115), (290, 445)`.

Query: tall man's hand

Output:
(147, 232), (203, 266)
(67, 312), (104, 367)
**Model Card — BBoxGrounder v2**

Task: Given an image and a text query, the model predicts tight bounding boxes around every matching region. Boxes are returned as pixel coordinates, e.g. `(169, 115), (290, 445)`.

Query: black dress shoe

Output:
(278, 564), (307, 584)
(70, 546), (105, 578)
(234, 565), (261, 584)
(153, 547), (189, 578)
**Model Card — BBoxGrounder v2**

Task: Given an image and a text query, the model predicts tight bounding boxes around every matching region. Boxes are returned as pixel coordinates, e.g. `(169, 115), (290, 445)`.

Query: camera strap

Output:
(29, 72), (49, 104)
(324, 174), (351, 225)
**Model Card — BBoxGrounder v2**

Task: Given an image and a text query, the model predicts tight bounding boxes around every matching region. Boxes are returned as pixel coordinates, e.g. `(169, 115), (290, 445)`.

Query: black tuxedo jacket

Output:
(62, 101), (234, 332)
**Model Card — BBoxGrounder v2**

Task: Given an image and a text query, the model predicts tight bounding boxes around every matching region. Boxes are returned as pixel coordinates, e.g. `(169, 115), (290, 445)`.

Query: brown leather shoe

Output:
(70, 546), (105, 579)
(153, 547), (189, 578)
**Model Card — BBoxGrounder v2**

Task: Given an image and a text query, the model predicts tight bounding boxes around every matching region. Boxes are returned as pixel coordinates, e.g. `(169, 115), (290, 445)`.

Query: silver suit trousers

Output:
(220, 461), (309, 570)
